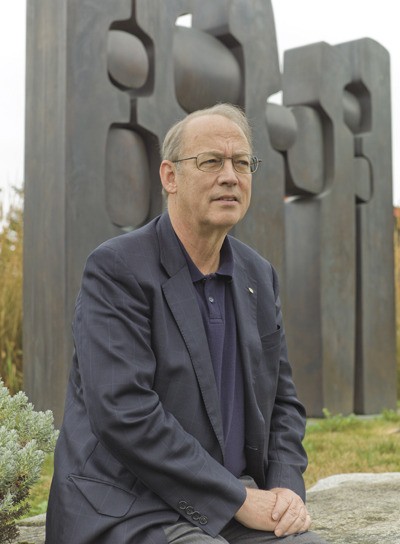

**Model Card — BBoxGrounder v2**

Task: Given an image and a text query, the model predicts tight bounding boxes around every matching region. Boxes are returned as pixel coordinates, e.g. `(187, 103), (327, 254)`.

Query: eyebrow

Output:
(200, 150), (252, 156)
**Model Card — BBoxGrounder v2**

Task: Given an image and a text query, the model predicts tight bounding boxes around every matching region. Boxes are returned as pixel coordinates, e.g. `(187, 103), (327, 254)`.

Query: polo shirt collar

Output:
(177, 236), (234, 283)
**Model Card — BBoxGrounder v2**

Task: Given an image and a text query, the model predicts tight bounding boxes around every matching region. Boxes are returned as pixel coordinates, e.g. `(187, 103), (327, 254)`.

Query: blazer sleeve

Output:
(264, 265), (308, 501)
(73, 243), (246, 537)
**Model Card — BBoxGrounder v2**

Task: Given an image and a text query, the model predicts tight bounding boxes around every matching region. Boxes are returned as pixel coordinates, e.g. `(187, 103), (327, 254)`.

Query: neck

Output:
(170, 216), (227, 275)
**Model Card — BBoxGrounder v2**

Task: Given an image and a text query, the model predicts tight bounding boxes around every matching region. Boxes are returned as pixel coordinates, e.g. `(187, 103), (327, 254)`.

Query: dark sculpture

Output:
(24, 0), (397, 423)
(280, 39), (396, 415)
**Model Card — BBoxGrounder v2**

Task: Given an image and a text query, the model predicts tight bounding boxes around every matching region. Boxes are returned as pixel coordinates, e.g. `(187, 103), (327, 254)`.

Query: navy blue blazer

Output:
(45, 213), (307, 544)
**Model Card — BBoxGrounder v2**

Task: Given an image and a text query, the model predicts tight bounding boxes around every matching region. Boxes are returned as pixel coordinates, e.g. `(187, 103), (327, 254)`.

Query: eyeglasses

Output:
(172, 152), (261, 174)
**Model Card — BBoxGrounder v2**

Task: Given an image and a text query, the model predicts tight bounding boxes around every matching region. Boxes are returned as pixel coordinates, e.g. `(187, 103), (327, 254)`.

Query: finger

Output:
(274, 502), (306, 537)
(271, 493), (291, 521)
(296, 505), (312, 532)
(283, 511), (312, 538)
(301, 512), (312, 532)
(288, 505), (309, 534)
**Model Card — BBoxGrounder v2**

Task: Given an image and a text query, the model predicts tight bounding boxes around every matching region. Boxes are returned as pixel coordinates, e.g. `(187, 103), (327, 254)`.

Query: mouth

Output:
(213, 195), (239, 203)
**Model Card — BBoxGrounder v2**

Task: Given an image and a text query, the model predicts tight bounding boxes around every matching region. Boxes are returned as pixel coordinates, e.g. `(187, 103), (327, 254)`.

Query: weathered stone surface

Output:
(13, 514), (45, 544)
(307, 473), (400, 543)
(11, 473), (400, 543)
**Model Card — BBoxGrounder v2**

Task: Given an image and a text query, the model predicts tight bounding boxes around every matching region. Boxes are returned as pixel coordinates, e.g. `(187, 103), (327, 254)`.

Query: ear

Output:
(160, 160), (178, 195)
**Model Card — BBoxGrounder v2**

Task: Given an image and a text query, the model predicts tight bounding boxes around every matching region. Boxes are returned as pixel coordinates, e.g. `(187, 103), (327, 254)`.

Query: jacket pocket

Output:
(68, 474), (137, 518)
(260, 326), (281, 350)
(257, 327), (281, 379)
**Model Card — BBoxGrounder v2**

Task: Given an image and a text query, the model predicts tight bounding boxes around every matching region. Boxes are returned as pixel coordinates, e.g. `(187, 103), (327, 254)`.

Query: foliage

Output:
(0, 380), (58, 543)
(0, 189), (23, 393)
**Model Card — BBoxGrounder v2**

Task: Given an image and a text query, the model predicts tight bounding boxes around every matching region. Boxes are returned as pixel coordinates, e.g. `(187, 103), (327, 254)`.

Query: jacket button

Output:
(192, 511), (201, 521)
(178, 500), (187, 510)
(199, 516), (208, 525)
(186, 506), (195, 516)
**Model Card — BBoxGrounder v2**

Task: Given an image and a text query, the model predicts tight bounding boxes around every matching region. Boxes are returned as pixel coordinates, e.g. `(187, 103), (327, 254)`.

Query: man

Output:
(46, 104), (328, 543)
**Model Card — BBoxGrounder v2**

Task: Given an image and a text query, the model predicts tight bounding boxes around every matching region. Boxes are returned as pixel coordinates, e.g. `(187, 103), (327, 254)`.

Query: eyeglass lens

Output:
(196, 152), (258, 174)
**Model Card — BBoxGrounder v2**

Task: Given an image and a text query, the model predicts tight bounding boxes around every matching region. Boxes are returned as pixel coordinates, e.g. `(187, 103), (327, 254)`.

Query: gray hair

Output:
(161, 103), (253, 162)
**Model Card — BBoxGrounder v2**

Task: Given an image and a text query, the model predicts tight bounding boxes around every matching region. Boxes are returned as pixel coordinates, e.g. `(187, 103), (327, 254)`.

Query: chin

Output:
(211, 215), (241, 230)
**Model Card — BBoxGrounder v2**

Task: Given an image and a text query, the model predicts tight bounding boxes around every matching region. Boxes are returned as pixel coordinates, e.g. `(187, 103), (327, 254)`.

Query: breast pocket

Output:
(253, 327), (282, 404)
(260, 326), (281, 351)
(258, 327), (281, 377)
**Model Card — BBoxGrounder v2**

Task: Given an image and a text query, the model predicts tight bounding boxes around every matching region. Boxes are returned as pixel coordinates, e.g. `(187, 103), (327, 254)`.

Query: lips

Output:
(214, 195), (239, 202)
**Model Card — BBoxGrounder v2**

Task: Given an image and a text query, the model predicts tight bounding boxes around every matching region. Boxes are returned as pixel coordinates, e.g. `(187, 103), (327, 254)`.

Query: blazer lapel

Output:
(157, 214), (225, 455)
(231, 257), (266, 486)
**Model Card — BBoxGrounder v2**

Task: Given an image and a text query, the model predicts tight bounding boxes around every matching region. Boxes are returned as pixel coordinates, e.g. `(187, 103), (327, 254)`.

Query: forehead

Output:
(183, 114), (250, 153)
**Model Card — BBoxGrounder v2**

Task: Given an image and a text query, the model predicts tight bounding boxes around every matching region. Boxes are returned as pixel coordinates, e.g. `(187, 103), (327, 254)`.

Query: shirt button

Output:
(208, 296), (214, 303)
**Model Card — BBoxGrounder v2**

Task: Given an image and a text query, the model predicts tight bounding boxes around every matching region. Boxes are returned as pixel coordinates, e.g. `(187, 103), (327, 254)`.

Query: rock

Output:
(307, 472), (400, 543)
(13, 514), (46, 544)
(10, 473), (400, 543)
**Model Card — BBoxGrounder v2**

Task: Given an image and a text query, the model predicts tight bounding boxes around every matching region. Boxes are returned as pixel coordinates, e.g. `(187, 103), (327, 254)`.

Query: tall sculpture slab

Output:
(337, 39), (397, 414)
(282, 42), (358, 415)
(280, 39), (397, 415)
(25, 0), (131, 424)
(24, 0), (397, 423)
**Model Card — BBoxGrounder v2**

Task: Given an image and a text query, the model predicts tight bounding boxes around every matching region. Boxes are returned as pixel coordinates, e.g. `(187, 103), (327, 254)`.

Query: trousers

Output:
(163, 519), (328, 543)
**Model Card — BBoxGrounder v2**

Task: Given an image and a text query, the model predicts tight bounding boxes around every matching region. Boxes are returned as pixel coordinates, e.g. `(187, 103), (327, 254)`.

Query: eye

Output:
(197, 153), (223, 171)
(203, 158), (219, 165)
(235, 154), (250, 163)
(233, 155), (251, 171)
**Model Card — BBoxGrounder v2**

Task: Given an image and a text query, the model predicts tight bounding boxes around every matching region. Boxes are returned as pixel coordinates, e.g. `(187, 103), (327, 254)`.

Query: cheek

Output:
(243, 184), (252, 206)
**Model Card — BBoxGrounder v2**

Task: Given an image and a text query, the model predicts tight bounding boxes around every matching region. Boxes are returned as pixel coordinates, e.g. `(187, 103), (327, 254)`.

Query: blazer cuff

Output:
(265, 461), (306, 502)
(176, 477), (247, 537)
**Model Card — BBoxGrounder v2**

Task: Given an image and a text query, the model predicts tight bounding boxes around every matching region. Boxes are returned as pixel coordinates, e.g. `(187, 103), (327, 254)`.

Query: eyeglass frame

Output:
(171, 152), (262, 174)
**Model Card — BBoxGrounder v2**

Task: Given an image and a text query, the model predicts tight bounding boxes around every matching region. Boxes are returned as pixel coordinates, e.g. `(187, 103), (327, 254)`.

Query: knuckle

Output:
(288, 505), (300, 517)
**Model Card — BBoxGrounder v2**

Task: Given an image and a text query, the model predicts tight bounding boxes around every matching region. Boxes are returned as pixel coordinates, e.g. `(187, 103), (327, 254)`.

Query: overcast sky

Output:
(1, 0), (399, 211)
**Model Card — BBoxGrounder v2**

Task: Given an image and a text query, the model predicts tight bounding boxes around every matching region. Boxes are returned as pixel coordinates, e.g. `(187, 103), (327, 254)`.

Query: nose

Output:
(217, 158), (239, 185)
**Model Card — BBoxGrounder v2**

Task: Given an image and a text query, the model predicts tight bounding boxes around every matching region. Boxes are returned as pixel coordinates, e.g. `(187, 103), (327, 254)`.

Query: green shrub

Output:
(0, 380), (58, 543)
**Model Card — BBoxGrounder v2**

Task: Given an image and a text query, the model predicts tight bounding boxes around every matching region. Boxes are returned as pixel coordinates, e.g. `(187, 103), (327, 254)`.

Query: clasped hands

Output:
(234, 486), (312, 537)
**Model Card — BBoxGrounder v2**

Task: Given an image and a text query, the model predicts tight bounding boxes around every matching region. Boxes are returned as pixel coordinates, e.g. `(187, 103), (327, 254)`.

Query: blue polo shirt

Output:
(179, 237), (246, 477)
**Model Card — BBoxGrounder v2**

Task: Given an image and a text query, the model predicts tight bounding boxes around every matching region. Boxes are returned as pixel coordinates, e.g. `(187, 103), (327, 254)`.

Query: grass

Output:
(395, 214), (400, 395)
(24, 408), (400, 517)
(25, 455), (55, 517)
(303, 408), (400, 488)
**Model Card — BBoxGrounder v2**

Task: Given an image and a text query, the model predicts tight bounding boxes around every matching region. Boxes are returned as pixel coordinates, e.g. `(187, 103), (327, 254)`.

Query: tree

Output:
(0, 188), (23, 393)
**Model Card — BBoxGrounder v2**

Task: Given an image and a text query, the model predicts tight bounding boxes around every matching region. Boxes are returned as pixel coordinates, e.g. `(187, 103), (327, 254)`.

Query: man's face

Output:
(164, 114), (253, 236)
